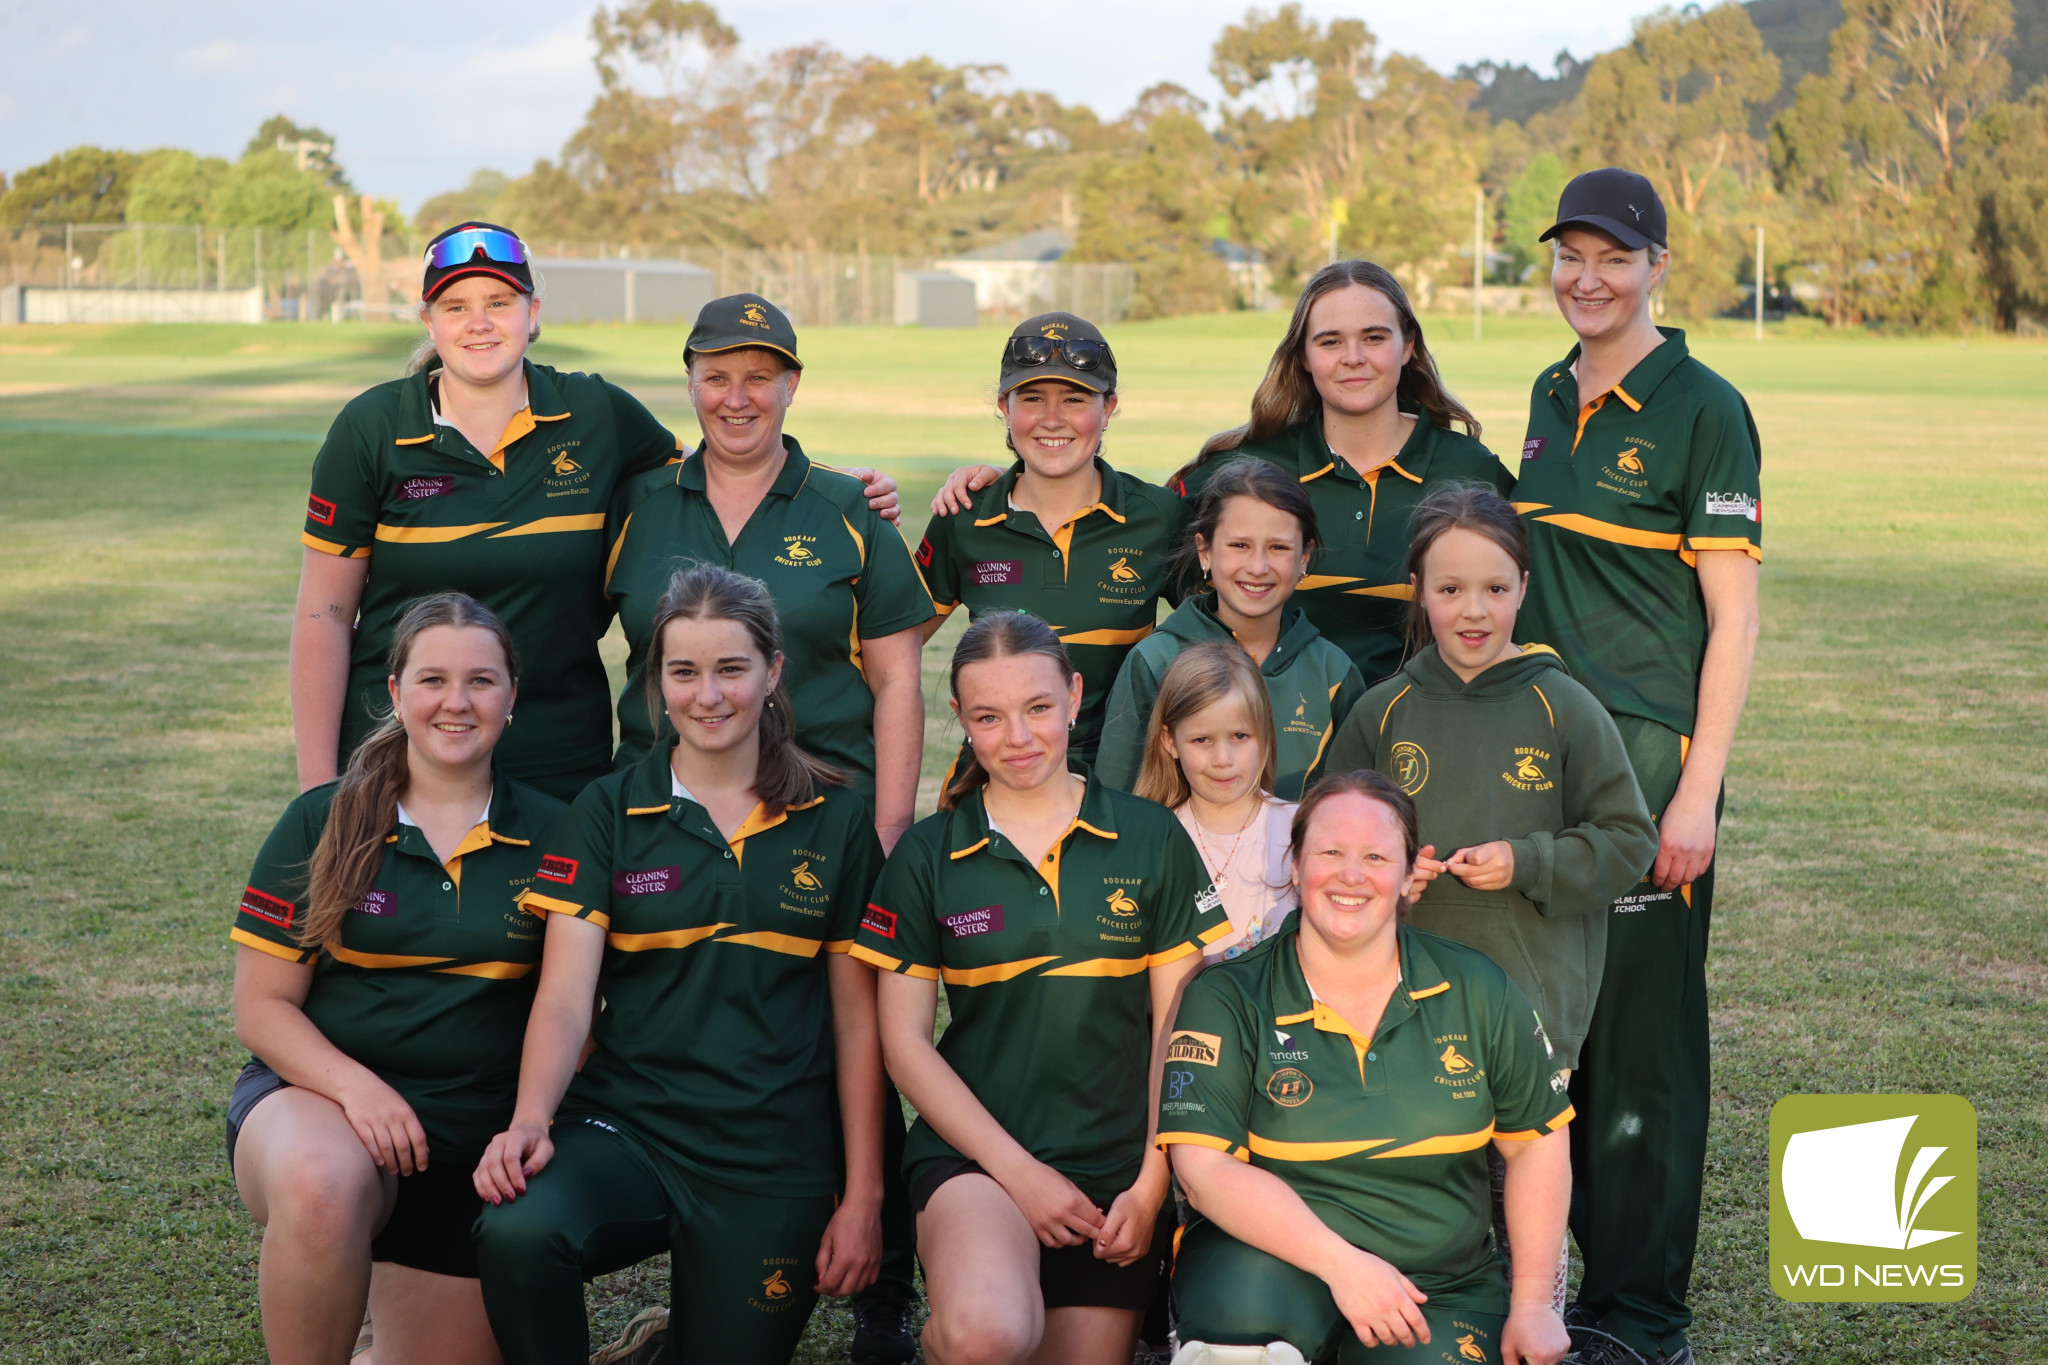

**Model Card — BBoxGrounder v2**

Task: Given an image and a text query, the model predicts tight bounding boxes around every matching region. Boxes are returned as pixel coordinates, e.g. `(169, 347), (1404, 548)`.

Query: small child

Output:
(1099, 457), (1364, 801)
(1134, 643), (1298, 960)
(1325, 481), (1659, 1307)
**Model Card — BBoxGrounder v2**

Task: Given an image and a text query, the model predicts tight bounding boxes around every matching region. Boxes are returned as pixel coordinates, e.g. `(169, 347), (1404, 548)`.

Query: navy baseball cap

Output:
(1540, 169), (1667, 250)
(421, 222), (533, 300)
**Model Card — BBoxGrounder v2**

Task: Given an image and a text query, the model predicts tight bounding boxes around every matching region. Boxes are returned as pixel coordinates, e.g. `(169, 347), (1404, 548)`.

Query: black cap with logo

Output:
(1540, 168), (1667, 250)
(421, 222), (534, 301)
(998, 312), (1117, 397)
(685, 293), (802, 370)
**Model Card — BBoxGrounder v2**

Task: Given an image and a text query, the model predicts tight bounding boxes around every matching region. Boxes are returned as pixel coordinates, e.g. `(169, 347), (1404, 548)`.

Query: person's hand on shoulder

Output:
(931, 464), (1004, 516)
(847, 468), (901, 525)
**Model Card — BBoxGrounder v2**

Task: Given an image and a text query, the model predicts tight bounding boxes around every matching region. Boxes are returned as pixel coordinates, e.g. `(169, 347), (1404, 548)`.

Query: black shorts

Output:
(224, 1058), (485, 1279)
(910, 1156), (1175, 1311)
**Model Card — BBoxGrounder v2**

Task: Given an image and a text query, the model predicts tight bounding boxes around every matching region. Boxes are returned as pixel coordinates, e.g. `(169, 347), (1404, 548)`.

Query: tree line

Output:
(6, 0), (2045, 328)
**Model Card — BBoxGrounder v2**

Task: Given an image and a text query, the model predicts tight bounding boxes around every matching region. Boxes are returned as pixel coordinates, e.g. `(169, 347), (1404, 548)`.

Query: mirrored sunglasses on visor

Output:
(1004, 334), (1113, 371)
(424, 228), (530, 270)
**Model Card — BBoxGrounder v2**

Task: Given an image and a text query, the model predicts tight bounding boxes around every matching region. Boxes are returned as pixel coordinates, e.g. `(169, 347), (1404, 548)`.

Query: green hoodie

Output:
(1325, 644), (1657, 1067)
(1097, 595), (1365, 801)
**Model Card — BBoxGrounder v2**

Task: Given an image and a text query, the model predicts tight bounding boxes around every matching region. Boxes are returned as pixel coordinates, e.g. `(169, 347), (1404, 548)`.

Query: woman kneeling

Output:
(1160, 772), (1573, 1365)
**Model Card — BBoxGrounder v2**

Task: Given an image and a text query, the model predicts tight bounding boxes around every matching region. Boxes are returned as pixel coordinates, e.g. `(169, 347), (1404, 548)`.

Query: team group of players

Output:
(224, 165), (1761, 1365)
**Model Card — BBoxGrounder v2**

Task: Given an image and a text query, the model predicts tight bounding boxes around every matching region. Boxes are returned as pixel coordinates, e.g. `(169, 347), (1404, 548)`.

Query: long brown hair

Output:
(1173, 260), (1480, 487)
(1133, 643), (1277, 809)
(1401, 482), (1530, 657)
(940, 612), (1078, 812)
(1168, 455), (1322, 594)
(644, 563), (843, 811)
(1289, 769), (1420, 873)
(301, 592), (517, 952)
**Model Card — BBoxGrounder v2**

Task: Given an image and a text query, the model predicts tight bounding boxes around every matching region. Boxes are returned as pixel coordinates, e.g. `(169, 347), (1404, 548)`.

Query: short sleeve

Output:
(825, 804), (886, 953)
(1486, 978), (1575, 1141)
(854, 514), (937, 640)
(516, 782), (618, 928)
(230, 798), (327, 964)
(849, 835), (941, 980)
(302, 411), (380, 559)
(914, 514), (962, 613)
(1155, 971), (1256, 1157)
(604, 379), (684, 480)
(1148, 818), (1233, 966)
(1484, 454), (1517, 497)
(1680, 389), (1763, 563)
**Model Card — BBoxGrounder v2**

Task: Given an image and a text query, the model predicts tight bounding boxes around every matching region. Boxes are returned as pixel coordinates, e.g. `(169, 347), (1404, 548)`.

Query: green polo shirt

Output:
(302, 361), (679, 797)
(1157, 920), (1573, 1314)
(1514, 328), (1763, 736)
(851, 777), (1231, 1203)
(519, 741), (882, 1196)
(606, 437), (935, 806)
(1175, 417), (1515, 686)
(230, 772), (567, 1159)
(914, 458), (1181, 759)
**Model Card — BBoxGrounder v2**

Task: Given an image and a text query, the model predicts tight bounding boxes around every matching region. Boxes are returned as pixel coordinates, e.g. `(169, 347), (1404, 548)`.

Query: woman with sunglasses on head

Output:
(291, 225), (901, 806)
(915, 314), (1181, 765)
(1511, 170), (1760, 1365)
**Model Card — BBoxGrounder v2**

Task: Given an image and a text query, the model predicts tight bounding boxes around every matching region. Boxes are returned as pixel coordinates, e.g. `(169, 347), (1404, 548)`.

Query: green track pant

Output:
(475, 1115), (835, 1365)
(1173, 1219), (1508, 1364)
(1567, 716), (1717, 1357)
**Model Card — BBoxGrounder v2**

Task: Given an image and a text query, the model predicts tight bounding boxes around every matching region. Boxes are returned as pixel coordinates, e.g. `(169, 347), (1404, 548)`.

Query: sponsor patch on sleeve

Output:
(916, 537), (934, 568)
(1195, 882), (1224, 916)
(535, 855), (579, 885)
(1166, 1030), (1223, 1066)
(1704, 491), (1760, 521)
(861, 904), (898, 939)
(1521, 437), (1547, 462)
(239, 886), (295, 927)
(306, 494), (337, 526)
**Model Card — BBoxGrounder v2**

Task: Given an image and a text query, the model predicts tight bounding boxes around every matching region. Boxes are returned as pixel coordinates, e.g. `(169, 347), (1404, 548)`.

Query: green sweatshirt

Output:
(1097, 595), (1366, 801)
(1325, 644), (1657, 1067)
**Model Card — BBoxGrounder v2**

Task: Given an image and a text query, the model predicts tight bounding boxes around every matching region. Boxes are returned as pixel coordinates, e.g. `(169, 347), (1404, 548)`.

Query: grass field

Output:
(1, 312), (2044, 1364)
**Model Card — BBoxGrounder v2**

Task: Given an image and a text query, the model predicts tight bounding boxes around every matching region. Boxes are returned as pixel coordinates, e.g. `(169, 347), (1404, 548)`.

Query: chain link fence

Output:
(1, 226), (1135, 327)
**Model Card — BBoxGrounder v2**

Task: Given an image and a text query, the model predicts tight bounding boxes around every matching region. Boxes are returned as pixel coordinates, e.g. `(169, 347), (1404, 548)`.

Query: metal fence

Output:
(0, 225), (1137, 326)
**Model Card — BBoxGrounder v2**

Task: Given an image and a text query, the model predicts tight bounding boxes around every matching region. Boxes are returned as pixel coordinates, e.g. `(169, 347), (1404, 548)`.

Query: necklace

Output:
(1189, 800), (1261, 891)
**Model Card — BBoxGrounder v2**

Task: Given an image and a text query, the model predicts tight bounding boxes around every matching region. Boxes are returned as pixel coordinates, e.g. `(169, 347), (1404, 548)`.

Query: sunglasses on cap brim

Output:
(1005, 334), (1113, 371)
(424, 228), (530, 270)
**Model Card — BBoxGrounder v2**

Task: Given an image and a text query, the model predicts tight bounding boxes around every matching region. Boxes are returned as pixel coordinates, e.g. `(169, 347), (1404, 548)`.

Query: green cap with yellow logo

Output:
(686, 293), (802, 370)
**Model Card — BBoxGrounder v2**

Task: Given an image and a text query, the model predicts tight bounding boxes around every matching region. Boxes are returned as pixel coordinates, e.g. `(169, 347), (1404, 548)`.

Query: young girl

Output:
(913, 313), (1182, 764)
(473, 564), (886, 1365)
(1097, 457), (1363, 800)
(1324, 482), (1659, 1315)
(228, 591), (561, 1365)
(853, 613), (1230, 1365)
(1131, 643), (1299, 962)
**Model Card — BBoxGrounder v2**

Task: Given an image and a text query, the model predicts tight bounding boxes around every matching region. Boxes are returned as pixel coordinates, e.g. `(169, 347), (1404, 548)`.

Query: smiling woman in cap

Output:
(289, 222), (687, 804)
(604, 293), (934, 854)
(914, 312), (1182, 765)
(1513, 168), (1761, 1365)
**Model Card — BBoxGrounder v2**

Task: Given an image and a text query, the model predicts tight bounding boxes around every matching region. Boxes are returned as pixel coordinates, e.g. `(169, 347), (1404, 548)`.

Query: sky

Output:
(1, 1), (1653, 212)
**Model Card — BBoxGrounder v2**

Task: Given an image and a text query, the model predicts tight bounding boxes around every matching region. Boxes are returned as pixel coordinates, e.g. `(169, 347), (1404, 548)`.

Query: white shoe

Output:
(1170, 1342), (1310, 1365)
